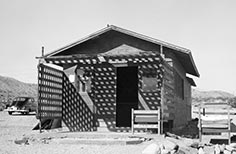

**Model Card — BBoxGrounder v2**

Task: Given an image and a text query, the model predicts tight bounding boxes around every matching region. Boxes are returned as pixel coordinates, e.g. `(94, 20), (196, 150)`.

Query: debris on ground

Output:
(14, 137), (29, 145)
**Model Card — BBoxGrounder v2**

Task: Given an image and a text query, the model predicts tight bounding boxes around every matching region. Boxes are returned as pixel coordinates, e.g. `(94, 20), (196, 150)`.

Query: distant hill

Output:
(192, 88), (235, 106)
(0, 75), (37, 108)
(192, 89), (235, 99)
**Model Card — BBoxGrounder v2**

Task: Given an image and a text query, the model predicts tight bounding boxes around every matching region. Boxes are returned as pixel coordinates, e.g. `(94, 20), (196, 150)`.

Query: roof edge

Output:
(41, 25), (200, 77)
(44, 25), (191, 58)
(188, 52), (200, 77)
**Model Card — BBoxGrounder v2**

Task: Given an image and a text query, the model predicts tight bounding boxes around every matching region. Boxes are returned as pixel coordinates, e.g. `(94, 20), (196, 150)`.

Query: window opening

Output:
(142, 69), (158, 92)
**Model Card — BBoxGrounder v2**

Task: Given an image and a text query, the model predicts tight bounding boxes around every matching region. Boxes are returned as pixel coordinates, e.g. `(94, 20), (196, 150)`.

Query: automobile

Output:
(7, 97), (37, 115)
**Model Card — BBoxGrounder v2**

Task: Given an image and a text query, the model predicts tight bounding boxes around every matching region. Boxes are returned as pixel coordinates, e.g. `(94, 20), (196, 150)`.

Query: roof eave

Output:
(41, 25), (200, 77)
(44, 25), (191, 58)
(188, 52), (200, 77)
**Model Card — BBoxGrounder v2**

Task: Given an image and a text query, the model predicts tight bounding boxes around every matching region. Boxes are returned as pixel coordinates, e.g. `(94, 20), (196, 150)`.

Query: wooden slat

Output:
(202, 124), (228, 128)
(133, 110), (159, 114)
(135, 115), (159, 123)
(133, 124), (159, 129)
(198, 102), (231, 144)
(38, 64), (63, 119)
(202, 128), (229, 133)
(200, 111), (230, 115)
(202, 119), (228, 125)
(132, 109), (161, 134)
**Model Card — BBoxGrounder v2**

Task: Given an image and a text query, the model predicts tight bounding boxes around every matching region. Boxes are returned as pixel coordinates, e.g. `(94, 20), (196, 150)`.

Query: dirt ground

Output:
(0, 111), (228, 154)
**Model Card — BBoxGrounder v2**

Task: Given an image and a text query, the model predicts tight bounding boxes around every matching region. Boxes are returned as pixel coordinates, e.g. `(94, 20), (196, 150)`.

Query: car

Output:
(7, 97), (37, 115)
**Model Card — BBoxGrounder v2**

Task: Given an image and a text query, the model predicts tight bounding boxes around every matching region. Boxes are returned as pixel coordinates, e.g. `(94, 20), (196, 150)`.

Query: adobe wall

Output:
(163, 49), (192, 128)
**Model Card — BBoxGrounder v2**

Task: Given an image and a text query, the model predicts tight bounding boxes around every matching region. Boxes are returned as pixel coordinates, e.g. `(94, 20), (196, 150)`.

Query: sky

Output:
(0, 0), (236, 94)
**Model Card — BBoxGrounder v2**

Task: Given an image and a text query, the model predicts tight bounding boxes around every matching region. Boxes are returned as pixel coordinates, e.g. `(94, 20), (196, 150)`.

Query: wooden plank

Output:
(131, 109), (134, 134)
(135, 115), (159, 123)
(133, 124), (158, 129)
(202, 124), (228, 128)
(202, 128), (229, 133)
(38, 85), (63, 91)
(138, 93), (150, 110)
(132, 109), (161, 134)
(133, 110), (159, 114)
(202, 119), (228, 125)
(198, 103), (231, 144)
(200, 111), (231, 115)
(38, 77), (62, 85)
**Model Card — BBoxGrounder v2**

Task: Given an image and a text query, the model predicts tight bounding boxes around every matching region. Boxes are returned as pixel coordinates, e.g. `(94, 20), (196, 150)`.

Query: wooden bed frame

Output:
(198, 102), (231, 144)
(131, 108), (161, 134)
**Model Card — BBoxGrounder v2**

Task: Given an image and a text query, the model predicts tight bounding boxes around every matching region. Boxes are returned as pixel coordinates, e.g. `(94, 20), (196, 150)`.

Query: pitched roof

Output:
(43, 25), (200, 77)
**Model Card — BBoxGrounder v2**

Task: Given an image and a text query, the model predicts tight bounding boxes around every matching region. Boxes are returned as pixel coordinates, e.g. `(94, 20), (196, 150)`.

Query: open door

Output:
(116, 66), (138, 127)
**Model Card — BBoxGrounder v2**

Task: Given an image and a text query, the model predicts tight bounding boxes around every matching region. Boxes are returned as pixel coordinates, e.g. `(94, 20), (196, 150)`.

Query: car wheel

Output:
(8, 112), (12, 115)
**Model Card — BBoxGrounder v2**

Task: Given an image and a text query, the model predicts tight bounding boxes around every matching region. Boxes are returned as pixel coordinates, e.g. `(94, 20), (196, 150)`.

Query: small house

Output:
(37, 25), (200, 132)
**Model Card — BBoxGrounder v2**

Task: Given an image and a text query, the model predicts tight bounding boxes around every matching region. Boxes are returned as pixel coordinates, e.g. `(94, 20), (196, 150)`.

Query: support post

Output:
(38, 64), (42, 133)
(228, 104), (231, 144)
(198, 105), (202, 142)
(131, 108), (134, 134)
(158, 106), (161, 135)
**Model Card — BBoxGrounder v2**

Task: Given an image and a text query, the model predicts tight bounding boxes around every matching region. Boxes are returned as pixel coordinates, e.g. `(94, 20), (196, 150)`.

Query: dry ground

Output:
(1, 110), (231, 154)
(0, 111), (161, 154)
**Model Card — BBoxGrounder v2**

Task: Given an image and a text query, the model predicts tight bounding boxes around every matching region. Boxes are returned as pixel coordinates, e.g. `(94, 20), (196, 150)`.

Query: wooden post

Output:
(131, 108), (134, 134)
(38, 64), (42, 133)
(38, 47), (44, 133)
(160, 45), (164, 58)
(198, 105), (202, 143)
(158, 106), (161, 135)
(42, 46), (44, 57)
(228, 104), (231, 144)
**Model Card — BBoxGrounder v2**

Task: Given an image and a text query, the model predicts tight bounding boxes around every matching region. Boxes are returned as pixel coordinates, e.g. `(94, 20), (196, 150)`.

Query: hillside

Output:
(192, 88), (235, 106)
(192, 89), (235, 99)
(0, 75), (37, 108)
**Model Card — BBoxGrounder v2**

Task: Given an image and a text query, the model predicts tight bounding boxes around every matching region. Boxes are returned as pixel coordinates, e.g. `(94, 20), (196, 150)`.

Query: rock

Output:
(162, 138), (179, 152)
(159, 144), (170, 154)
(214, 144), (221, 154)
(14, 137), (29, 145)
(225, 145), (234, 152)
(142, 143), (161, 154)
(161, 149), (169, 154)
(198, 147), (205, 154)
(230, 143), (236, 148)
(224, 150), (232, 154)
(219, 144), (226, 152)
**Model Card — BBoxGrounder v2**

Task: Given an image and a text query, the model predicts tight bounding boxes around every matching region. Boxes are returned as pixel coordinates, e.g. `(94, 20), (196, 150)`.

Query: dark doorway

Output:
(116, 66), (138, 127)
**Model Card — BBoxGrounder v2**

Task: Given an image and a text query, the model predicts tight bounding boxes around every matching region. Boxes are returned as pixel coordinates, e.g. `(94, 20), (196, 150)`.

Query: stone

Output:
(142, 143), (161, 154)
